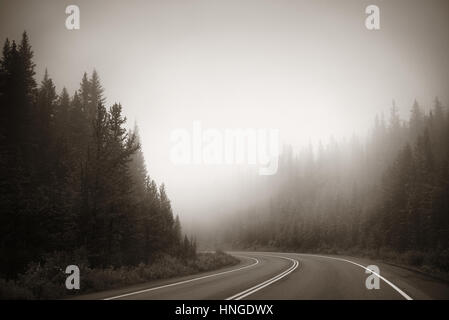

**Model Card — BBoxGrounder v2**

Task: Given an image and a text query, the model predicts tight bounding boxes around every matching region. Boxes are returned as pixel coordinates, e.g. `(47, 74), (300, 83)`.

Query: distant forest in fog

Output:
(222, 96), (449, 271)
(0, 33), (197, 279)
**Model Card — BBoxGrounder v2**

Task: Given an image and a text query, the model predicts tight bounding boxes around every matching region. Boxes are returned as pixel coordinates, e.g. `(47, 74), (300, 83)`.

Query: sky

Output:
(1, 0), (448, 229)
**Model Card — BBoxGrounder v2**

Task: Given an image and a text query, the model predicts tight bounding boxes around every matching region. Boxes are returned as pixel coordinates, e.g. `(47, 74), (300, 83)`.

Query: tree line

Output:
(0, 32), (195, 279)
(222, 99), (449, 269)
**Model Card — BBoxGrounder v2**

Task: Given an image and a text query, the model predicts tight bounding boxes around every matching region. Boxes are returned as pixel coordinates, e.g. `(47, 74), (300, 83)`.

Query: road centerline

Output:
(226, 254), (299, 300)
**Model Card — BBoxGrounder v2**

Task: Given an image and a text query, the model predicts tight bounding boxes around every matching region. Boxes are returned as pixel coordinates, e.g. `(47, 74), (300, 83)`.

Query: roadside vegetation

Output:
(0, 250), (239, 299)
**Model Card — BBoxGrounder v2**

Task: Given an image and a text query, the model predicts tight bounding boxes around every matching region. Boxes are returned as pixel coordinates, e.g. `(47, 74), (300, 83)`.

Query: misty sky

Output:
(1, 0), (448, 229)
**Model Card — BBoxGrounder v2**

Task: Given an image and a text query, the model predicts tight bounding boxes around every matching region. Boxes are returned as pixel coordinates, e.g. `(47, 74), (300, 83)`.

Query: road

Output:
(75, 252), (449, 300)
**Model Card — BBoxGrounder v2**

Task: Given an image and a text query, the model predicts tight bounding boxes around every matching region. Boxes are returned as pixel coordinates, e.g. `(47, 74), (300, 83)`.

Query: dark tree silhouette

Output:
(0, 33), (194, 278)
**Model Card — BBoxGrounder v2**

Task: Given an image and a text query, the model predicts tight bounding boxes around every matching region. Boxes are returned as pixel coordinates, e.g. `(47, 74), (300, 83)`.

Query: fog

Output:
(1, 0), (448, 235)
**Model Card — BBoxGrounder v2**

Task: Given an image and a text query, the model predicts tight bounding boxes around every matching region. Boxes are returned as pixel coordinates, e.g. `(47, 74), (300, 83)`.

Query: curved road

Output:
(75, 252), (449, 300)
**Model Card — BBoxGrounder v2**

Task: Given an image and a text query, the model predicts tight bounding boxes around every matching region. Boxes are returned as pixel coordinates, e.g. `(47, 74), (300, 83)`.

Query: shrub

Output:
(0, 278), (34, 299)
(403, 251), (425, 267)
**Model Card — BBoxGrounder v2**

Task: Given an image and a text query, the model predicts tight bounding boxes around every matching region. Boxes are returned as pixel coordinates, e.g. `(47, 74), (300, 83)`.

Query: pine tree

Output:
(56, 87), (70, 128)
(89, 69), (104, 113)
(430, 97), (446, 163)
(129, 124), (147, 199)
(159, 184), (175, 250)
(410, 99), (424, 141)
(173, 215), (182, 254)
(79, 72), (90, 112)
(35, 69), (57, 175)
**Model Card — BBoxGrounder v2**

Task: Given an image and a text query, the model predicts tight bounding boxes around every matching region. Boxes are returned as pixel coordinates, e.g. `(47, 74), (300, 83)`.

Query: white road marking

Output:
(103, 256), (259, 300)
(237, 251), (413, 300)
(104, 251), (411, 300)
(294, 253), (413, 300)
(226, 255), (299, 300)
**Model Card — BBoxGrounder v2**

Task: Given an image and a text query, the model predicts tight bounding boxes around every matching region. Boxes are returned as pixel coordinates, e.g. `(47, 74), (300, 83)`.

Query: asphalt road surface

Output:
(74, 251), (449, 300)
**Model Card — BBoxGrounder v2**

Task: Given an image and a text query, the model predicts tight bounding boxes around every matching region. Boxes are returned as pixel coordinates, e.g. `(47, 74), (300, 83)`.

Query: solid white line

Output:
(103, 256), (259, 300)
(226, 255), (299, 300)
(230, 259), (298, 300)
(294, 253), (413, 300)
(232, 251), (413, 300)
